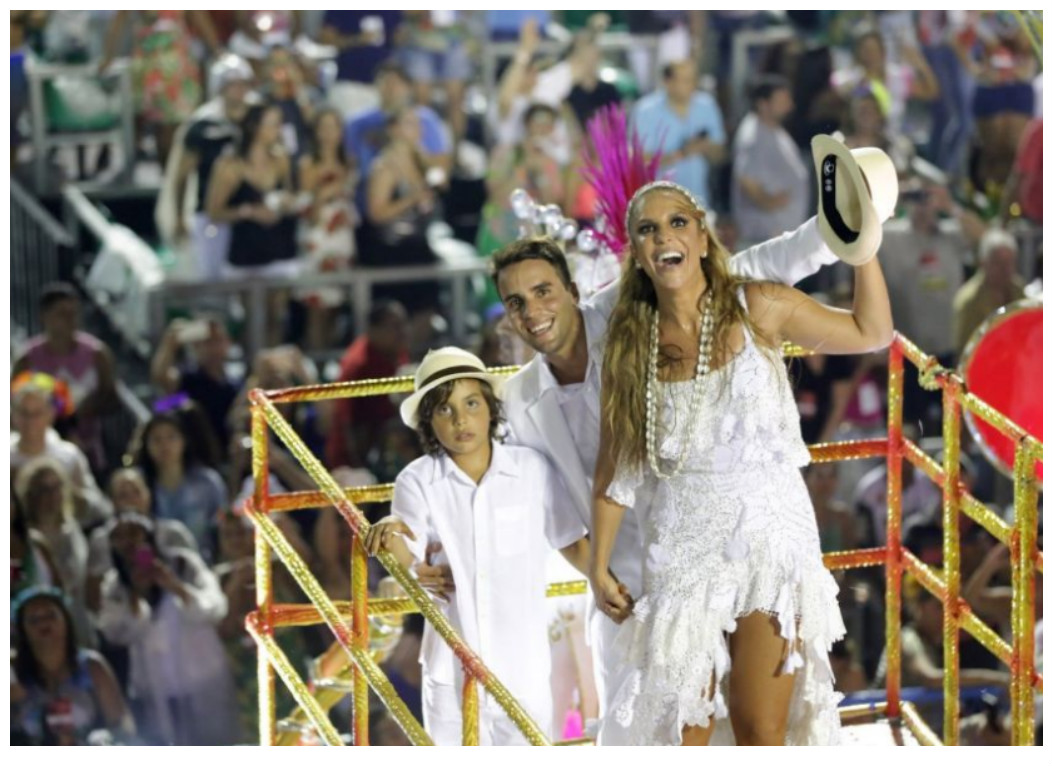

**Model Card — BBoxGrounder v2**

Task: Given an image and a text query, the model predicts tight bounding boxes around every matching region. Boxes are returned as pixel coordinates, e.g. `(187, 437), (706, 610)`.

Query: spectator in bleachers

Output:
(261, 45), (317, 162)
(853, 431), (941, 549)
(212, 508), (313, 737)
(490, 19), (573, 155)
(11, 586), (134, 746)
(478, 103), (568, 257)
(769, 42), (847, 156)
(14, 457), (94, 648)
(842, 88), (915, 174)
(14, 283), (119, 473)
(11, 489), (62, 597)
(875, 574), (1010, 734)
(731, 75), (808, 248)
(319, 11), (404, 118)
(952, 228), (1026, 356)
(226, 346), (326, 494)
(400, 11), (472, 141)
(207, 103), (301, 345)
(229, 10), (304, 69)
(564, 29), (622, 132)
(361, 107), (442, 316)
(95, 512), (241, 745)
(632, 59), (726, 209)
(12, 373), (112, 530)
(831, 26), (939, 141)
(150, 316), (241, 451)
(296, 107), (358, 350)
(131, 409), (226, 563)
(207, 103), (300, 276)
(999, 117), (1042, 226)
(326, 301), (410, 470)
(917, 11), (975, 177)
(805, 462), (859, 555)
(345, 59), (452, 206)
(165, 54), (254, 280)
(789, 350), (857, 447)
(963, 13), (1038, 193)
(882, 183), (986, 361)
(99, 11), (222, 166)
(85, 468), (198, 612)
(164, 54), (254, 280)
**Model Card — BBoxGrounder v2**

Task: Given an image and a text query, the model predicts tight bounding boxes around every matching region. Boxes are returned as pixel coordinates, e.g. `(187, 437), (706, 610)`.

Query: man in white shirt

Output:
(492, 219), (837, 743)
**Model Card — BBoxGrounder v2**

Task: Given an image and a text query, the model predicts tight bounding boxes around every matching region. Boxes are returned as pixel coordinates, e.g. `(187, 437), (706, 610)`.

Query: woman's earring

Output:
(634, 260), (643, 270)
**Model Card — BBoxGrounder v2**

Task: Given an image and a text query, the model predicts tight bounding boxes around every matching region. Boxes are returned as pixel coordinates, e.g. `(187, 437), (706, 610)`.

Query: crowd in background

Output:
(10, 10), (1042, 746)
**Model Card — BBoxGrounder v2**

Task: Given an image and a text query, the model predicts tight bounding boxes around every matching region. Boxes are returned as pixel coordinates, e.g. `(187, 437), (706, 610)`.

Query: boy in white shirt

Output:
(366, 346), (588, 746)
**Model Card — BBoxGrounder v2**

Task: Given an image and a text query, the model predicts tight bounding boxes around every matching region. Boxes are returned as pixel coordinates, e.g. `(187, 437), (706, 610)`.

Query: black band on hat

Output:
(821, 155), (860, 245)
(419, 365), (486, 389)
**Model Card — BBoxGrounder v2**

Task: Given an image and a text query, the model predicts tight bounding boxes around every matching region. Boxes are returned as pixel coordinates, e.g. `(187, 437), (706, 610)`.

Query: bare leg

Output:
(727, 612), (796, 746)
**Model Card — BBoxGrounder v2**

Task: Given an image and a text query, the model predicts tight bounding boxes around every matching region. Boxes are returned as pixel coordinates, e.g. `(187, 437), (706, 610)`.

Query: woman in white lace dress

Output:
(588, 165), (893, 744)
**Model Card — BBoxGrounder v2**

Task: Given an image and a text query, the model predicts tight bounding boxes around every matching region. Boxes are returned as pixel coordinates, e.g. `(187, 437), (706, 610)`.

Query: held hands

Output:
(590, 567), (634, 624)
(414, 546), (455, 603)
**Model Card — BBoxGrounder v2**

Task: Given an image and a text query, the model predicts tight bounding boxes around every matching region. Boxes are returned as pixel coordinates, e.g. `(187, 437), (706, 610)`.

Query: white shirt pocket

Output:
(494, 504), (530, 558)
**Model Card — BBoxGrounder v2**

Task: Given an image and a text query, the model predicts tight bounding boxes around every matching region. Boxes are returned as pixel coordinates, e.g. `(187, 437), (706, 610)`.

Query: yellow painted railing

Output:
(247, 335), (1041, 746)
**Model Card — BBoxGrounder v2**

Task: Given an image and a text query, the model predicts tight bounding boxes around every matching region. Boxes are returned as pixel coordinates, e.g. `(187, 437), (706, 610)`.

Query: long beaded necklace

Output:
(645, 291), (715, 480)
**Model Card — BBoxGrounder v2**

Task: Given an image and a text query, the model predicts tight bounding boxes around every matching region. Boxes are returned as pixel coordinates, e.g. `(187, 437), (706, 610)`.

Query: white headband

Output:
(624, 181), (706, 238)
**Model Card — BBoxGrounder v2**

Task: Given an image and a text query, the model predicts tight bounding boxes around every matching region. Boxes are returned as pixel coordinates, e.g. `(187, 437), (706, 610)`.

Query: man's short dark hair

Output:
(38, 282), (78, 312)
(749, 74), (791, 106)
(491, 237), (574, 295)
(368, 300), (406, 328)
(375, 58), (410, 84)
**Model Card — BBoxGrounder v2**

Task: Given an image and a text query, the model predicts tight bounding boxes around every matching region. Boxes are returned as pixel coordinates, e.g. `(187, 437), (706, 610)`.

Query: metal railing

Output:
(152, 261), (490, 360)
(10, 179), (75, 336)
(248, 334), (1042, 746)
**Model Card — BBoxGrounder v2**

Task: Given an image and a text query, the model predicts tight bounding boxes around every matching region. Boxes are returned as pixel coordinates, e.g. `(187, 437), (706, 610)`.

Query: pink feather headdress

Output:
(581, 104), (662, 259)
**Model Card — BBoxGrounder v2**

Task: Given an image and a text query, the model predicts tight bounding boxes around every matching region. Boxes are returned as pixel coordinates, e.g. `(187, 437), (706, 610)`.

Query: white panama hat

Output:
(399, 347), (504, 429)
(811, 134), (899, 266)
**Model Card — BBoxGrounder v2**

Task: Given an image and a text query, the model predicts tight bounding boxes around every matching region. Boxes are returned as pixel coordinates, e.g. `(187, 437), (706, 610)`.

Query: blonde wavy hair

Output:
(600, 189), (774, 474)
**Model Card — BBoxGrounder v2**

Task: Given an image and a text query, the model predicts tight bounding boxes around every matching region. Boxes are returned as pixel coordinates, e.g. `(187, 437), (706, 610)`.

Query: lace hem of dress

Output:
(604, 560), (846, 746)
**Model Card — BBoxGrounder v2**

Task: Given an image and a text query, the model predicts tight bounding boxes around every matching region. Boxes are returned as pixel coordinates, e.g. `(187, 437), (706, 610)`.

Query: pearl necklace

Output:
(645, 292), (715, 480)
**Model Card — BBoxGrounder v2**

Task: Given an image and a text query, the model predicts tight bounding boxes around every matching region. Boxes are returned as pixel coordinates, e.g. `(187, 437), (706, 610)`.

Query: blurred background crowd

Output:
(9, 10), (1043, 746)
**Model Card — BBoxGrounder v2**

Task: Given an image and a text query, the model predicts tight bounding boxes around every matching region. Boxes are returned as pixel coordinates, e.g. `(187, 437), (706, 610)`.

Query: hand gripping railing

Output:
(246, 367), (551, 746)
(249, 340), (1042, 746)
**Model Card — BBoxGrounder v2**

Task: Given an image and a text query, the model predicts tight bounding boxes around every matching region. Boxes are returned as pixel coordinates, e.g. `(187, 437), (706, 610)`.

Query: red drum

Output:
(959, 298), (1043, 481)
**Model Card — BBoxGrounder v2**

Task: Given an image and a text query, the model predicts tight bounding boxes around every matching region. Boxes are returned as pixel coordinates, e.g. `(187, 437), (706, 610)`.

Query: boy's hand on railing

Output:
(363, 516), (416, 556)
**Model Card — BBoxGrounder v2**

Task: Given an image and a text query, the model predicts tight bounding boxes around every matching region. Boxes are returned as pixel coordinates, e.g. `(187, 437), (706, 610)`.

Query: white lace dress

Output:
(604, 304), (846, 746)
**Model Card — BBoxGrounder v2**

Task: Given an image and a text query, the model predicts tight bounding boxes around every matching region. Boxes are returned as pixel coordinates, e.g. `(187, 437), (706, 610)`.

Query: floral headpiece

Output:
(11, 371), (74, 418)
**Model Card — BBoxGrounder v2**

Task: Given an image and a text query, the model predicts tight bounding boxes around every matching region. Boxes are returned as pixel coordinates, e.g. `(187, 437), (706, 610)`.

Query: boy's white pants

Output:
(422, 677), (542, 746)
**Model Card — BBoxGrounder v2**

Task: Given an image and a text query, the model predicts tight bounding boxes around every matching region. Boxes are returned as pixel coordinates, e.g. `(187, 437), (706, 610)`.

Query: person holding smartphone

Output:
(95, 512), (241, 745)
(632, 59), (727, 209)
